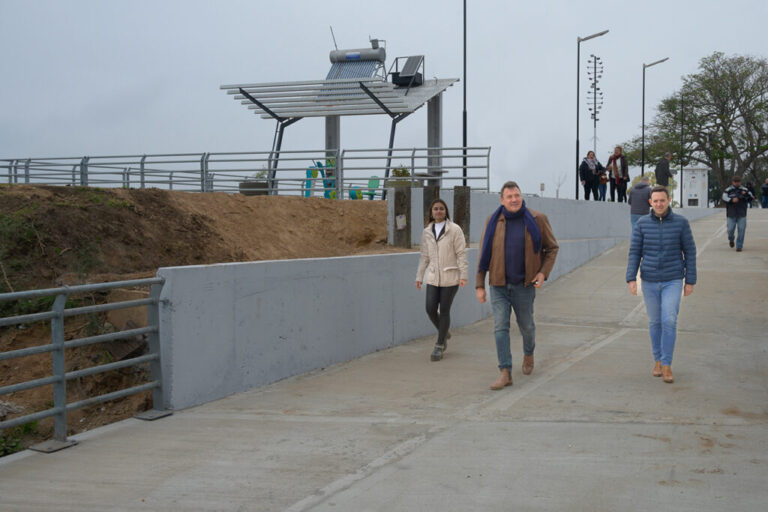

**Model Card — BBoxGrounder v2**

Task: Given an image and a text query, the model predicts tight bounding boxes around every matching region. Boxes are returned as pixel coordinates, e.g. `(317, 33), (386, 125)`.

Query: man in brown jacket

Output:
(476, 181), (559, 390)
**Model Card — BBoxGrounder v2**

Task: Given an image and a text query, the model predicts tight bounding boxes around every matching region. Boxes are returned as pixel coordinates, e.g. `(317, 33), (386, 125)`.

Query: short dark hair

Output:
(650, 185), (669, 198)
(426, 198), (450, 224)
(500, 181), (520, 195)
(732, 175), (742, 182)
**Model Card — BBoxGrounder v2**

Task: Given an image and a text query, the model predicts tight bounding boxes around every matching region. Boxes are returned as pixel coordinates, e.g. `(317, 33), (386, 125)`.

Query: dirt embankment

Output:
(0, 185), (407, 454)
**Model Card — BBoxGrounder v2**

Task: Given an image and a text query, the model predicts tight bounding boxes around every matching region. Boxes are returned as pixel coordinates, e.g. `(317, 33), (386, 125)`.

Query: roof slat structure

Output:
(221, 77), (458, 119)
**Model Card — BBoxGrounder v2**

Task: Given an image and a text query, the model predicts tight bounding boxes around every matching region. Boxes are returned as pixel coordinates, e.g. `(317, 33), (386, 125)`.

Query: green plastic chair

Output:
(364, 176), (381, 200)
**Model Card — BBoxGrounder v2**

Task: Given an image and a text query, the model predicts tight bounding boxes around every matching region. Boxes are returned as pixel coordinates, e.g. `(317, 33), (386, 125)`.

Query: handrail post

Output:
(204, 153), (212, 192)
(24, 159), (31, 183)
(80, 156), (89, 186)
(140, 155), (147, 189)
(71, 164), (77, 186)
(200, 153), (207, 192)
(31, 293), (78, 452)
(133, 282), (171, 421)
(51, 293), (67, 440)
(335, 149), (342, 199)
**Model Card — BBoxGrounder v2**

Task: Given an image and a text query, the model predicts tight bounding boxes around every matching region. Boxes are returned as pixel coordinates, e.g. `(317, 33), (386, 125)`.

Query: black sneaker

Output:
(729, 239), (735, 248)
(736, 247), (743, 252)
(430, 345), (444, 361)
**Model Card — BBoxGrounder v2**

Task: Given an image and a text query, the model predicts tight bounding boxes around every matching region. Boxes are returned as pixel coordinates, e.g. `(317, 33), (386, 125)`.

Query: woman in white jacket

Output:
(415, 198), (468, 361)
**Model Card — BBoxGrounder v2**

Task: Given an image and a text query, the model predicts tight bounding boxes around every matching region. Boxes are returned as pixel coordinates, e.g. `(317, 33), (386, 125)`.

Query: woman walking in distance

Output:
(579, 150), (604, 201)
(415, 198), (468, 361)
(606, 145), (629, 202)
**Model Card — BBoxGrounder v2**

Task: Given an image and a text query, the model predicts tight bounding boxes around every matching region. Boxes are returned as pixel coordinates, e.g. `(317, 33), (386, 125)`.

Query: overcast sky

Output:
(2, 0), (767, 198)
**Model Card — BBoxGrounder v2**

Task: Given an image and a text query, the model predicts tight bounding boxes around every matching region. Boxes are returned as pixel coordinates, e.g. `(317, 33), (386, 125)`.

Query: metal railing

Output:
(0, 146), (491, 198)
(0, 277), (168, 452)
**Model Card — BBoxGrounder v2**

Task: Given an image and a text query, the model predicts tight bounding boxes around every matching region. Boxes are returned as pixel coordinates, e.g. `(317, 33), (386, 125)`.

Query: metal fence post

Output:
(80, 156), (89, 186)
(24, 159), (31, 183)
(135, 282), (172, 421)
(140, 155), (146, 189)
(200, 153), (207, 192)
(204, 153), (212, 192)
(31, 293), (78, 452)
(71, 165), (77, 186)
(335, 149), (342, 199)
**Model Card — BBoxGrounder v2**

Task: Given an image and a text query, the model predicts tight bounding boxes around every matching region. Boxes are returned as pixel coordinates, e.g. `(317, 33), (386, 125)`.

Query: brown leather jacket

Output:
(475, 208), (559, 289)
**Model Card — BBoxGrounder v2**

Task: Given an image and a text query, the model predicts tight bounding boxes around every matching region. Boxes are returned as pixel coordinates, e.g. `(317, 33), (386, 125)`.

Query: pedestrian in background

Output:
(598, 168), (609, 201)
(476, 181), (559, 390)
(579, 151), (604, 201)
(626, 185), (696, 384)
(606, 146), (629, 202)
(745, 182), (757, 208)
(415, 198), (468, 361)
(654, 152), (673, 186)
(722, 175), (754, 252)
(628, 176), (652, 227)
(761, 178), (768, 208)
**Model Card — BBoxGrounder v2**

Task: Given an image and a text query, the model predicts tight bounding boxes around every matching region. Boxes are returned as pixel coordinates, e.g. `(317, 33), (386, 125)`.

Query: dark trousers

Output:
(609, 179), (617, 201)
(425, 284), (459, 347)
(616, 180), (628, 202)
(583, 180), (599, 200)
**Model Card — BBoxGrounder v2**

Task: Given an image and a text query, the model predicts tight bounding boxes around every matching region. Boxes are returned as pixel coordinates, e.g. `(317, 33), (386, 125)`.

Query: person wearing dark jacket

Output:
(476, 181), (559, 390)
(579, 151), (604, 201)
(628, 176), (652, 227)
(761, 178), (768, 209)
(721, 175), (753, 251)
(627, 185), (696, 384)
(606, 145), (629, 202)
(654, 153), (673, 186)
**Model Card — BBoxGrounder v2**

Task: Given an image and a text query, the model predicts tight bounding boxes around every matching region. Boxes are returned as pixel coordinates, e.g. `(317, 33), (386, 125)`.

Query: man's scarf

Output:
(478, 202), (541, 273)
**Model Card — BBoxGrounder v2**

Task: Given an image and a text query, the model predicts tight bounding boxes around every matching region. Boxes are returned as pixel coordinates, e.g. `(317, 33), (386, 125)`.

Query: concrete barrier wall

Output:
(157, 250), (491, 410)
(160, 195), (716, 411)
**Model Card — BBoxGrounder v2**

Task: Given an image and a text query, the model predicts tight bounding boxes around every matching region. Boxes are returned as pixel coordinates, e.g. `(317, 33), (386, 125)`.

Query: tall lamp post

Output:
(641, 57), (669, 176)
(576, 29), (609, 199)
(462, 0), (467, 186)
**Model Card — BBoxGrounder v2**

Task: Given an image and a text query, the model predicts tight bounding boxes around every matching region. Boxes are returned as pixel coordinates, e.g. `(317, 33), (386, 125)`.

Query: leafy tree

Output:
(623, 52), (768, 193)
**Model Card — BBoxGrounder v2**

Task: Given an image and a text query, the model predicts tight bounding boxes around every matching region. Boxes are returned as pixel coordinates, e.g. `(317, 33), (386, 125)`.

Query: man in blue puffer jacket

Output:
(626, 185), (697, 384)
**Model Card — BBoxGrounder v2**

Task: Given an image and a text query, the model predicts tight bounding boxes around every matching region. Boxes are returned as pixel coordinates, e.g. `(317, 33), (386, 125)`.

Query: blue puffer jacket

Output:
(626, 208), (697, 284)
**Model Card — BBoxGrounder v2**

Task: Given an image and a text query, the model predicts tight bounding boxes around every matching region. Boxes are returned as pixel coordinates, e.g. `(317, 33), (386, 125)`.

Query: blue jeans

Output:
(726, 216), (747, 249)
(630, 214), (643, 228)
(641, 279), (683, 366)
(762, 195), (768, 208)
(598, 183), (607, 201)
(490, 284), (535, 370)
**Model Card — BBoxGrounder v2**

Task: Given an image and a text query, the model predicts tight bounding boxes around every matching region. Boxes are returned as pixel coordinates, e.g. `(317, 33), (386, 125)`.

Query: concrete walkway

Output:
(2, 210), (767, 511)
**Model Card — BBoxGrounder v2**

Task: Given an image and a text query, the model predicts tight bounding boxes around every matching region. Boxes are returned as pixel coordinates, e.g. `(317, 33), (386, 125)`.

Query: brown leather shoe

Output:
(490, 369), (512, 390)
(522, 355), (534, 375)
(662, 365), (674, 383)
(652, 361), (662, 377)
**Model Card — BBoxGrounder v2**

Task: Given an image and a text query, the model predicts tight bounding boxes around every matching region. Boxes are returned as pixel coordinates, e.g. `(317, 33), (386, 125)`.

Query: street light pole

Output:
(576, 29), (608, 200)
(462, 0), (467, 187)
(641, 57), (669, 176)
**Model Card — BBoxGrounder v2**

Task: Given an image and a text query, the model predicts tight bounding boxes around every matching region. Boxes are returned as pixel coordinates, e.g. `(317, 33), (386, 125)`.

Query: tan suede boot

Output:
(662, 365), (674, 383)
(522, 355), (534, 375)
(490, 369), (512, 390)
(652, 361), (662, 377)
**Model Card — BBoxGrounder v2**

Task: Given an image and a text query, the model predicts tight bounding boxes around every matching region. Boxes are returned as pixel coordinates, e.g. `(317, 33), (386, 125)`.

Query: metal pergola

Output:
(220, 76), (458, 186)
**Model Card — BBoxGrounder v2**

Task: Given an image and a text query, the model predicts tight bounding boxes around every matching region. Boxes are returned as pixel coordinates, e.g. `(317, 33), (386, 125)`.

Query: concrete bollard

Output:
(392, 186), (412, 248)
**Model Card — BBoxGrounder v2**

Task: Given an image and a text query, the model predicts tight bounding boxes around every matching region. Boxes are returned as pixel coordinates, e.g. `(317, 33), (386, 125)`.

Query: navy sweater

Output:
(626, 208), (697, 284)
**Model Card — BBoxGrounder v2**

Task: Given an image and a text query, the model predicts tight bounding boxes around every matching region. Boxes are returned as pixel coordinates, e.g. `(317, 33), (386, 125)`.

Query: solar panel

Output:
(400, 56), (423, 77)
(325, 61), (378, 80)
